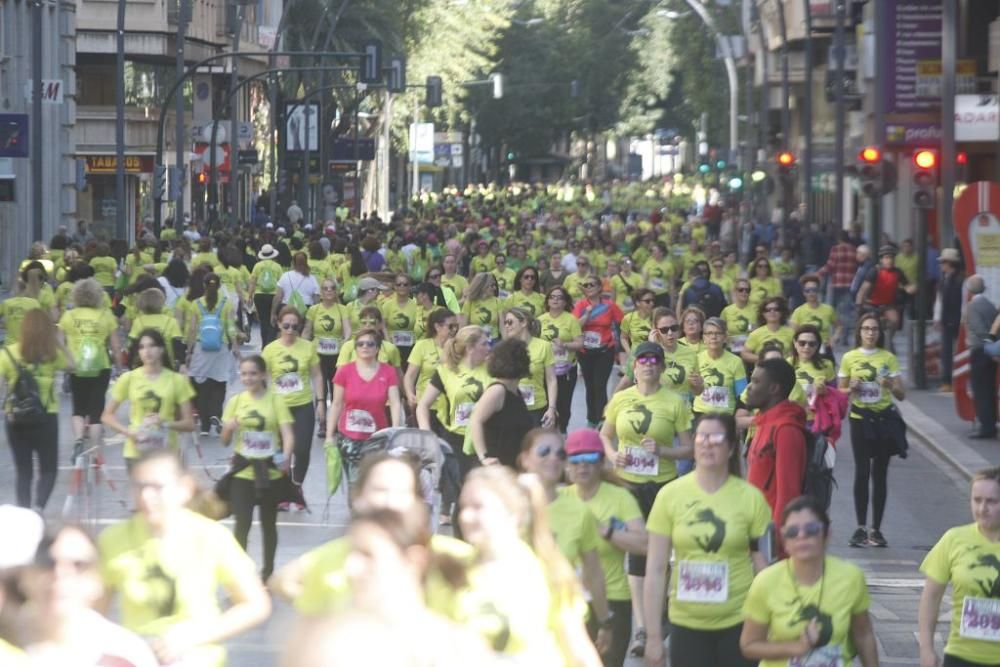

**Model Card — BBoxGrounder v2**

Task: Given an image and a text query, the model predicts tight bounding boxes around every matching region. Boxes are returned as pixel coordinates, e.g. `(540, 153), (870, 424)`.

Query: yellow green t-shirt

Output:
(128, 312), (183, 366)
(470, 254), (495, 274)
(251, 259), (282, 295)
(222, 389), (293, 481)
(37, 284), (56, 312)
(610, 273), (641, 311)
(896, 252), (918, 285)
(621, 311), (653, 349)
(539, 310), (583, 371)
(744, 556), (871, 667)
(604, 384), (693, 484)
(745, 325), (797, 358)
(262, 338), (320, 408)
(791, 303), (837, 339)
(429, 362), (492, 436)
(648, 474), (771, 630)
(504, 291), (545, 318)
(336, 339), (402, 368)
(492, 267), (517, 297)
(441, 274), (468, 301)
(462, 297), (503, 340)
(306, 302), (350, 357)
(750, 276), (782, 307)
(720, 303), (759, 353)
(0, 343), (67, 413)
(837, 347), (900, 414)
(98, 509), (258, 667)
(191, 251), (221, 271)
(693, 350), (746, 414)
(58, 306), (118, 376)
(110, 367), (195, 459)
(89, 256), (118, 287)
(547, 487), (601, 567)
(0, 297), (42, 344)
(793, 360), (837, 418)
(642, 257), (674, 294)
(562, 272), (590, 302)
(520, 336), (555, 412)
(408, 338), (445, 420)
(920, 523), (1000, 665)
(662, 344), (700, 398)
(381, 297), (421, 348)
(562, 483), (641, 602)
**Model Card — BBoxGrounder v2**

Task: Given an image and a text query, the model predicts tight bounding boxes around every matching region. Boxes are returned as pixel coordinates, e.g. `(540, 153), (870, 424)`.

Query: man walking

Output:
(964, 274), (998, 439)
(820, 231), (858, 344)
(934, 248), (963, 392)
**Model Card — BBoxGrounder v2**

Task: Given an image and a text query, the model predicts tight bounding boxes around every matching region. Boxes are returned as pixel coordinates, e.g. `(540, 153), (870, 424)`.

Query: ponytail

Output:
(442, 325), (486, 371)
(203, 272), (220, 310)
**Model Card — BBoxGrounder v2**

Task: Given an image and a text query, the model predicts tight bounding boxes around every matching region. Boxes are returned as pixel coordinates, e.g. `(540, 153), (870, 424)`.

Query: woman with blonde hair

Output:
(461, 272), (504, 341)
(0, 309), (69, 510)
(458, 466), (602, 666)
(127, 287), (184, 370)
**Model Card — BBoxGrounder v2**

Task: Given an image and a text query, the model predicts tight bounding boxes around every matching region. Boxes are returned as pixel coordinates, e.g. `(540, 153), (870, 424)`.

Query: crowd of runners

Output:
(0, 181), (996, 667)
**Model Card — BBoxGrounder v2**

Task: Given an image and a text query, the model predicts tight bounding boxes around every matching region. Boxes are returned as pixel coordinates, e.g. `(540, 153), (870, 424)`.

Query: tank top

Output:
(483, 382), (535, 467)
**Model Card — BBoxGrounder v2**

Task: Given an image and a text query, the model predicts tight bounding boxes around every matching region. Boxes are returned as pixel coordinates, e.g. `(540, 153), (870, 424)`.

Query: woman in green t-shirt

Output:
(539, 286), (584, 433)
(742, 495), (878, 667)
(918, 467), (1000, 667)
(502, 307), (557, 427)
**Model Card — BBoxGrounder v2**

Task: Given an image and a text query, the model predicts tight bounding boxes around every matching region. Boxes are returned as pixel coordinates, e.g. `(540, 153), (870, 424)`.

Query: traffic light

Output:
(360, 40), (383, 84)
(776, 151), (796, 180)
(857, 146), (883, 197)
(727, 176), (743, 190)
(698, 163), (711, 174)
(195, 171), (208, 186)
(912, 148), (937, 209)
(956, 151), (969, 183)
(387, 57), (406, 93)
(716, 159), (727, 170)
(425, 76), (442, 108)
(153, 165), (167, 201)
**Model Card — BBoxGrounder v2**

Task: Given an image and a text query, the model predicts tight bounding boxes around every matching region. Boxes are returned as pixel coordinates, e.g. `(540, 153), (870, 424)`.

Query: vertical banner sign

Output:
(951, 182), (1000, 422)
(409, 123), (434, 164)
(882, 1), (944, 146)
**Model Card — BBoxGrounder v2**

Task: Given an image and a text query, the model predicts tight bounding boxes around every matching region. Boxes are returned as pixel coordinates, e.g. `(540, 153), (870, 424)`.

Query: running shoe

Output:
(867, 529), (888, 548)
(629, 628), (647, 658)
(848, 527), (868, 548)
(277, 501), (291, 512)
(210, 416), (223, 435)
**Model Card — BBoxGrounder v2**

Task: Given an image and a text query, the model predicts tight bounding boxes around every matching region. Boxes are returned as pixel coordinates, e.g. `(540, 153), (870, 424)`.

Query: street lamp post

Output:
(32, 0), (44, 242)
(174, 0), (189, 225)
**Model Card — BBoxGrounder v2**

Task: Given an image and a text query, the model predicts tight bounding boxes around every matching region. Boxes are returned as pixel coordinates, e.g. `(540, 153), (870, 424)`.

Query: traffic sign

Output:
(238, 149), (259, 165)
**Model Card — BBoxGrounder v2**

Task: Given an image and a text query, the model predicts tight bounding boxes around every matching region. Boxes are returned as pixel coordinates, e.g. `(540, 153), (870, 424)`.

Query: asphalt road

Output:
(0, 330), (973, 666)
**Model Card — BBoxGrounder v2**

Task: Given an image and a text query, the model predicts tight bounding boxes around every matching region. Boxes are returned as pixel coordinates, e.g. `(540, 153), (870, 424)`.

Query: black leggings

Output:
(290, 402), (316, 485)
(628, 480), (669, 576)
(193, 378), (227, 431)
(254, 294), (277, 347)
(318, 354), (339, 409)
(669, 622), (755, 667)
(587, 599), (633, 667)
(579, 347), (615, 424)
(6, 413), (59, 509)
(849, 418), (892, 530)
(555, 367), (578, 433)
(943, 654), (999, 666)
(229, 476), (280, 577)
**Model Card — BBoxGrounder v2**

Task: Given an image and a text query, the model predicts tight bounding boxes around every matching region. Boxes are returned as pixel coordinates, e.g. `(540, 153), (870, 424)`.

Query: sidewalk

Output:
(899, 388), (998, 481)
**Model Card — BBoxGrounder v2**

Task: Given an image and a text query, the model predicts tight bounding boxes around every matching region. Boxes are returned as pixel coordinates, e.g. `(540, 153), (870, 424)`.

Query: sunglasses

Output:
(796, 339), (819, 348)
(658, 324), (680, 334)
(536, 444), (567, 460)
(694, 432), (727, 445)
(782, 521), (824, 540)
(356, 339), (378, 348)
(803, 287), (818, 294)
(581, 282), (598, 288)
(396, 282), (410, 288)
(504, 319), (520, 327)
(764, 307), (782, 313)
(735, 287), (750, 293)
(639, 298), (654, 304)
(522, 274), (537, 280)
(636, 355), (660, 366)
(280, 322), (297, 331)
(568, 452), (602, 464)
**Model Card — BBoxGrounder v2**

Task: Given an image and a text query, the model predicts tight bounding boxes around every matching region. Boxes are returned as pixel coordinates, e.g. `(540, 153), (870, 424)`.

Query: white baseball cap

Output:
(0, 505), (44, 569)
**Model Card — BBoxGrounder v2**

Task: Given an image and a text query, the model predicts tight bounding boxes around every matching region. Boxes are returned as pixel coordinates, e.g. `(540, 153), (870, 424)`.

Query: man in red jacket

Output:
(744, 358), (807, 528)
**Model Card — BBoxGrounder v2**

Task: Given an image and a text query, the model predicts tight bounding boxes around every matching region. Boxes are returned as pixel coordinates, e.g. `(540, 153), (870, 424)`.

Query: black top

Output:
(482, 382), (535, 467)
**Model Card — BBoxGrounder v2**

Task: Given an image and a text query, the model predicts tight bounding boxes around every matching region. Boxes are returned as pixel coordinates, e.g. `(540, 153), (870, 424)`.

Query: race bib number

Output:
(857, 381), (881, 404)
(553, 345), (569, 364)
(649, 277), (666, 291)
(622, 446), (658, 476)
(317, 337), (340, 355)
(391, 331), (415, 347)
(241, 430), (275, 459)
(676, 561), (728, 603)
(790, 645), (843, 667)
(275, 373), (304, 395)
(518, 383), (536, 407)
(960, 596), (1000, 642)
(700, 384), (730, 410)
(729, 334), (748, 353)
(345, 409), (377, 434)
(583, 331), (602, 349)
(454, 402), (475, 427)
(498, 289), (510, 299)
(135, 425), (167, 452)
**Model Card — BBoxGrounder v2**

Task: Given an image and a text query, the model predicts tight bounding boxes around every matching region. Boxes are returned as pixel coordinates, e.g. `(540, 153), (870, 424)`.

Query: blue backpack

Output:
(197, 297), (227, 352)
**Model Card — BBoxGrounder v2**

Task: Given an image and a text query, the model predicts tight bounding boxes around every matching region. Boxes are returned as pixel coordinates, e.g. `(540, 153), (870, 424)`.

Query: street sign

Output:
(238, 149), (259, 165)
(409, 122), (434, 164)
(0, 114), (29, 158)
(190, 121), (253, 143)
(23, 79), (64, 104)
(450, 143), (463, 156)
(331, 138), (375, 161)
(285, 102), (320, 152)
(83, 155), (155, 174)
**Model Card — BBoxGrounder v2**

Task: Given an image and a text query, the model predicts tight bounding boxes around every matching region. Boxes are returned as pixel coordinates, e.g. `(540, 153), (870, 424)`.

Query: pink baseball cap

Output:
(565, 429), (604, 456)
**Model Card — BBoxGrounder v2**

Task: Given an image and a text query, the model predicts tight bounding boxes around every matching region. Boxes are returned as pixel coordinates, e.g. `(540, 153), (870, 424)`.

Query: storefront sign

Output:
(83, 155), (154, 174)
(955, 95), (1000, 142)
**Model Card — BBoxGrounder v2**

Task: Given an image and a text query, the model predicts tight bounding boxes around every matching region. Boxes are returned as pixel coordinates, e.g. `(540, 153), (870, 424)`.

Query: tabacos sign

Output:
(84, 155), (154, 174)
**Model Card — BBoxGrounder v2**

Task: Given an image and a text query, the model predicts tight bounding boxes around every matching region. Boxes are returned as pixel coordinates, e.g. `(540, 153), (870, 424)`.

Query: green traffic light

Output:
(750, 170), (767, 183)
(728, 177), (743, 190)
(716, 160), (727, 170)
(698, 163), (711, 174)
(506, 152), (515, 161)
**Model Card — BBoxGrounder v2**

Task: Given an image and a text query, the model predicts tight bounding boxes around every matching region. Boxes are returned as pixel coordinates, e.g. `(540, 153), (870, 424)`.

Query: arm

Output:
(855, 280), (872, 306)
(581, 548), (611, 653)
(642, 533), (671, 667)
(468, 385), (505, 464)
(325, 384), (345, 441)
(279, 422), (294, 472)
(656, 428), (693, 460)
(599, 420), (620, 462)
(751, 550), (768, 575)
(267, 555), (305, 602)
(167, 400), (195, 434)
(739, 618), (815, 662)
(302, 319), (314, 341)
(247, 277), (256, 301)
(740, 345), (759, 365)
(109, 329), (123, 370)
(563, 335), (584, 352)
(311, 362), (326, 421)
(850, 611), (880, 667)
(270, 286), (284, 324)
(918, 577), (946, 667)
(600, 516), (648, 555)
(341, 315), (352, 341)
(415, 384), (442, 431)
(101, 399), (136, 440)
(387, 385), (402, 427)
(544, 364), (558, 425)
(886, 374), (905, 401)
(403, 363), (421, 408)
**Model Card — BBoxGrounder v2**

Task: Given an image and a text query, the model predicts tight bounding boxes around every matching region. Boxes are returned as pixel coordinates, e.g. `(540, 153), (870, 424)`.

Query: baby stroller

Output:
(337, 427), (451, 531)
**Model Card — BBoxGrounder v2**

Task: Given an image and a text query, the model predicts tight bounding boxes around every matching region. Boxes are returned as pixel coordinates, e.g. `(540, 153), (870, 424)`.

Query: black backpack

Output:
(801, 428), (836, 512)
(685, 280), (725, 318)
(3, 348), (46, 426)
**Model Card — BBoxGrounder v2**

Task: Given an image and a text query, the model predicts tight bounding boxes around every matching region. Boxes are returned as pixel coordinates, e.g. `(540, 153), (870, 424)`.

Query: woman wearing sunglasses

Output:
(327, 328), (403, 481)
(505, 265), (545, 317)
(262, 306), (325, 499)
(503, 307), (558, 428)
(422, 269), (460, 314)
(791, 274), (842, 358)
(621, 288), (656, 360)
(518, 428), (615, 661)
(789, 325), (838, 427)
(347, 276), (387, 331)
(303, 278), (352, 416)
(380, 273), (419, 366)
(574, 274), (625, 429)
(720, 278), (759, 358)
(562, 428), (649, 667)
(539, 286), (584, 433)
(564, 255), (594, 302)
(611, 309), (697, 402)
(918, 466), (1000, 667)
(742, 495), (878, 667)
(692, 317), (747, 417)
(644, 414), (771, 667)
(461, 272), (504, 341)
(750, 258), (782, 310)
(336, 306), (403, 369)
(742, 296), (796, 367)
(601, 341), (694, 658)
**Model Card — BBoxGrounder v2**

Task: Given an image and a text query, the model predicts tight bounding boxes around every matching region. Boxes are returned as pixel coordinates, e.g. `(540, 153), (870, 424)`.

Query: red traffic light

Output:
(196, 171), (208, 185)
(859, 146), (882, 163)
(956, 151), (968, 165)
(913, 149), (937, 170)
(776, 151), (795, 167)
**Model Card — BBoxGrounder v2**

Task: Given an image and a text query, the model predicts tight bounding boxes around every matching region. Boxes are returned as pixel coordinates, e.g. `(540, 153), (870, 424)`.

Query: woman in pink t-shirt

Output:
(327, 328), (402, 479)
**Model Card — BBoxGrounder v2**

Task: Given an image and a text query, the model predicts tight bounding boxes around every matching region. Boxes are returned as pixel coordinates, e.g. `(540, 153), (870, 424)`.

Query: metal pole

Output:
(914, 206), (928, 388)
(228, 6), (242, 227)
(353, 88), (361, 217)
(941, 0), (957, 246)
(269, 62), (279, 224)
(411, 104), (419, 197)
(682, 0), (739, 160)
(802, 1), (813, 224)
(381, 90), (392, 216)
(31, 0), (44, 242)
(872, 0), (885, 243)
(174, 0), (188, 230)
(833, 0), (846, 230)
(776, 0), (790, 148)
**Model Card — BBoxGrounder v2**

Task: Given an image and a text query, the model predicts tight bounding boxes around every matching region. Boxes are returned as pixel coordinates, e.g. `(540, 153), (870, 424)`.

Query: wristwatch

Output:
(600, 612), (615, 629)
